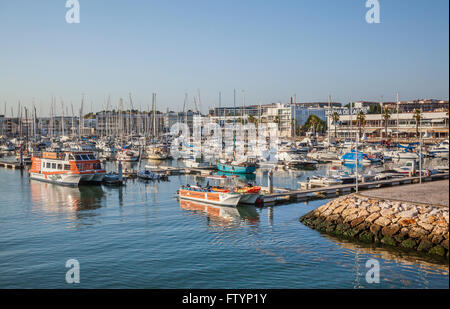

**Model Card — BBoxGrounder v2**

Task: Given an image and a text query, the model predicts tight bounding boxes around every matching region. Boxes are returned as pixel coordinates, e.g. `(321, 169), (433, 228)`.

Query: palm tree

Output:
(413, 108), (422, 138)
(332, 112), (340, 138)
(382, 107), (391, 139)
(356, 111), (366, 137)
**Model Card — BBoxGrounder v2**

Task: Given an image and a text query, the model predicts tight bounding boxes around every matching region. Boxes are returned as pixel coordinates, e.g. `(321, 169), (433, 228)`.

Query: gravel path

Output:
(360, 180), (449, 208)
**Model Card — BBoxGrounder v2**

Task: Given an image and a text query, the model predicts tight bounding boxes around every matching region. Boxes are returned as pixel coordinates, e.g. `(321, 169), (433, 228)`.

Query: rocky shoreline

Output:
(299, 194), (449, 261)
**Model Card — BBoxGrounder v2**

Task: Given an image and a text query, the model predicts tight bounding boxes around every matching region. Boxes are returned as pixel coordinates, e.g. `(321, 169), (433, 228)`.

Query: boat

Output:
(29, 151), (106, 186)
(428, 140), (449, 158)
(184, 155), (214, 169)
(307, 150), (339, 162)
(178, 185), (242, 207)
(116, 149), (139, 162)
(145, 145), (169, 160)
(373, 170), (406, 181)
(234, 186), (261, 205)
(102, 172), (124, 185)
(393, 160), (417, 175)
(217, 160), (256, 174)
(340, 150), (381, 164)
(306, 175), (343, 187)
(137, 170), (165, 181)
(276, 152), (318, 169)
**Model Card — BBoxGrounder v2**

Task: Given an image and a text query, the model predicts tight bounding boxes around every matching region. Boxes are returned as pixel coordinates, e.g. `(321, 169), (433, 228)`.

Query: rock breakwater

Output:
(299, 194), (449, 260)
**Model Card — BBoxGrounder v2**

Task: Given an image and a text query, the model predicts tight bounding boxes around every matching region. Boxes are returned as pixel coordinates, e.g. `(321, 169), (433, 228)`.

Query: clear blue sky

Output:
(0, 0), (448, 116)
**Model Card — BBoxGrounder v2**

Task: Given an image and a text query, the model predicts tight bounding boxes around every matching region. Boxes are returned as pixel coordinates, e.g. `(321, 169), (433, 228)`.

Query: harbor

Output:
(0, 0), (448, 293)
(0, 159), (448, 289)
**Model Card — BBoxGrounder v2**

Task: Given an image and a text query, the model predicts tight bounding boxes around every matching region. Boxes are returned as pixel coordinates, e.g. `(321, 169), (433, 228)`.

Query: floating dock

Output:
(0, 160), (25, 169)
(260, 172), (449, 206)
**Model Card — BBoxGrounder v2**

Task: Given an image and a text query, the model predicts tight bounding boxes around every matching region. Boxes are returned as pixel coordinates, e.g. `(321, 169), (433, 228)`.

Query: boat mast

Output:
(396, 92), (399, 145)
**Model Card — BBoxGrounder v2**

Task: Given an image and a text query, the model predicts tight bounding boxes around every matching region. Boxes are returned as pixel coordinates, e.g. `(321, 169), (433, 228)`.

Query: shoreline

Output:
(299, 191), (449, 262)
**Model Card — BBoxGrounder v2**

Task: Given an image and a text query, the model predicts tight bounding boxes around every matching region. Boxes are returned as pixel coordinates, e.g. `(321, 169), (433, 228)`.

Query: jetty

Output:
(260, 172), (449, 205)
(0, 160), (25, 170)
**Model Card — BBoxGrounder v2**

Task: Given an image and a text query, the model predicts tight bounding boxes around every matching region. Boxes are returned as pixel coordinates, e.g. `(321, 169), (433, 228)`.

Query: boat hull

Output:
(239, 193), (260, 205)
(30, 172), (81, 186)
(179, 189), (241, 207)
(217, 163), (256, 174)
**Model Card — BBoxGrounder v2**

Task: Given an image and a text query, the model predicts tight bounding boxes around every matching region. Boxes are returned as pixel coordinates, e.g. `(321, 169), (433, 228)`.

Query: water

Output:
(0, 159), (448, 289)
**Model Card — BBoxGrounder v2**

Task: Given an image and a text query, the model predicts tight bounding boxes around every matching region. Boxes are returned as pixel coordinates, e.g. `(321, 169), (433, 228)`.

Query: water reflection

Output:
(30, 180), (104, 217)
(321, 233), (449, 275)
(179, 199), (260, 228)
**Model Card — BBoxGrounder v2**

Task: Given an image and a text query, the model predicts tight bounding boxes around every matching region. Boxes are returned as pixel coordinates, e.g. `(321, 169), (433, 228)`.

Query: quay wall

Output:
(299, 194), (449, 260)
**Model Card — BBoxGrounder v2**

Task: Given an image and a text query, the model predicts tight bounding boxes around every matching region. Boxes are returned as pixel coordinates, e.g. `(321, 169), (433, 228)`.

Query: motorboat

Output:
(137, 170), (165, 181)
(116, 149), (139, 162)
(29, 151), (106, 186)
(178, 185), (242, 207)
(306, 175), (343, 187)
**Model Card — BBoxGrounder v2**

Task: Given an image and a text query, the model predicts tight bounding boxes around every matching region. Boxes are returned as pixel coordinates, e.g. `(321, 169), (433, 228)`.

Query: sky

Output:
(0, 0), (448, 116)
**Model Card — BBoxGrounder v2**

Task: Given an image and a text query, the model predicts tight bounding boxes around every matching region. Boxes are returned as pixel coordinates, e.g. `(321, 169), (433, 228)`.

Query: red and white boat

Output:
(29, 151), (106, 186)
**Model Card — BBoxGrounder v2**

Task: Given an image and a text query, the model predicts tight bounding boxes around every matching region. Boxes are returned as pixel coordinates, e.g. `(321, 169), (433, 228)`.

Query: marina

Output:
(0, 0), (448, 293)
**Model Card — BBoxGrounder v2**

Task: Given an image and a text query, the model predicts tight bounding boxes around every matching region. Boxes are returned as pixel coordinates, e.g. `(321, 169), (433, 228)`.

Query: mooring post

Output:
(118, 160), (123, 182)
(268, 169), (273, 194)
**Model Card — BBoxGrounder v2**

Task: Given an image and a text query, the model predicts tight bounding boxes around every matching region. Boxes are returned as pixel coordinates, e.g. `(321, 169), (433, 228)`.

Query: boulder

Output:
(429, 245), (446, 257)
(359, 231), (374, 243)
(365, 213), (380, 223)
(367, 205), (381, 213)
(417, 239), (433, 252)
(400, 238), (417, 249)
(350, 216), (365, 228)
(441, 239), (449, 250)
(408, 227), (428, 239)
(381, 236), (397, 246)
(398, 218), (416, 226)
(374, 216), (391, 227)
(397, 209), (418, 218)
(382, 224), (400, 237)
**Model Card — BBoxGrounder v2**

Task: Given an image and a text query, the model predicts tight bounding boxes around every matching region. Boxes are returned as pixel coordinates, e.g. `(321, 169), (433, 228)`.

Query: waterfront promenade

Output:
(360, 180), (449, 208)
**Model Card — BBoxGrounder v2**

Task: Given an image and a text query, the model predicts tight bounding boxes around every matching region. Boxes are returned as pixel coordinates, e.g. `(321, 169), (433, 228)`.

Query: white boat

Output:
(306, 175), (343, 186)
(428, 140), (449, 158)
(184, 156), (214, 168)
(307, 150), (339, 162)
(145, 145), (169, 160)
(116, 150), (139, 162)
(178, 185), (242, 207)
(29, 151), (106, 186)
(137, 170), (164, 180)
(397, 151), (421, 160)
(276, 152), (318, 168)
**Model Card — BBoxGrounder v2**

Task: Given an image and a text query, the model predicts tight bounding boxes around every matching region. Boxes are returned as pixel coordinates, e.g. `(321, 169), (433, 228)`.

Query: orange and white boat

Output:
(178, 185), (242, 207)
(29, 151), (106, 186)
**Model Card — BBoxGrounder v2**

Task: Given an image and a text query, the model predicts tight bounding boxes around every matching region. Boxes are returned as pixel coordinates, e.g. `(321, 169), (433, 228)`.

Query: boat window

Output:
(57, 164), (62, 170)
(75, 155), (82, 160)
(52, 163), (56, 169)
(64, 164), (71, 171)
(46, 163), (50, 168)
(69, 154), (75, 160)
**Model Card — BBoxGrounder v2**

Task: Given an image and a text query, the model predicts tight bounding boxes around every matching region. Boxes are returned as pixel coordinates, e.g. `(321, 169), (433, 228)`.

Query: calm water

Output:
(0, 159), (448, 289)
